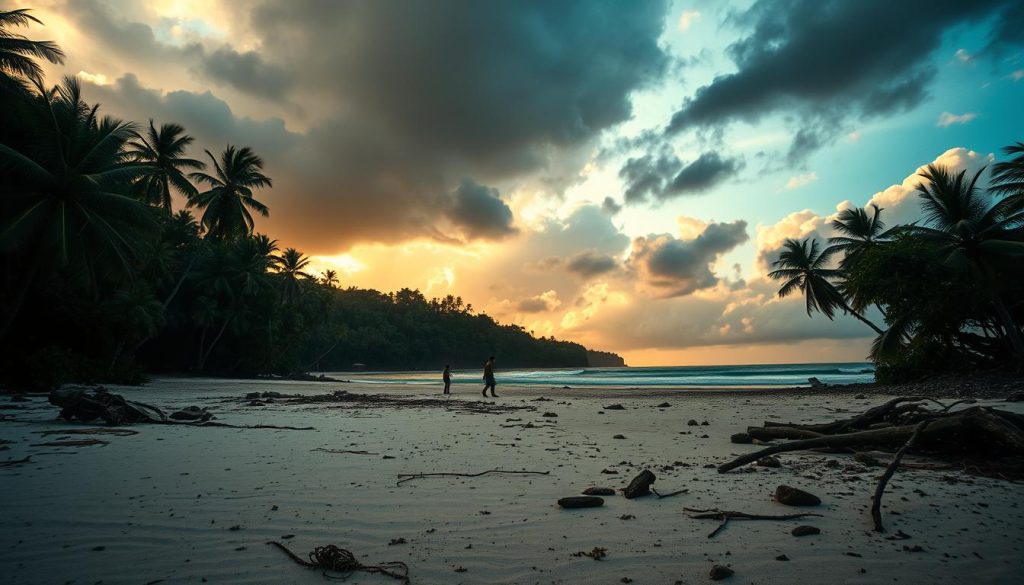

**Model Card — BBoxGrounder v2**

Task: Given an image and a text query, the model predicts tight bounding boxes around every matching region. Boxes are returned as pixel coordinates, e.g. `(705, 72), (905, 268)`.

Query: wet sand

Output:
(2, 378), (1023, 584)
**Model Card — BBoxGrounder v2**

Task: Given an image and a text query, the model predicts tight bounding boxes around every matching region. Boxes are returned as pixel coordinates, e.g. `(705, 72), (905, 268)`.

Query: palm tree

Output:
(127, 120), (205, 212)
(0, 77), (154, 334)
(768, 238), (883, 334)
(909, 164), (1024, 355)
(0, 9), (65, 92)
(828, 204), (895, 271)
(188, 145), (272, 240)
(990, 141), (1024, 215)
(321, 269), (339, 288)
(276, 247), (311, 305)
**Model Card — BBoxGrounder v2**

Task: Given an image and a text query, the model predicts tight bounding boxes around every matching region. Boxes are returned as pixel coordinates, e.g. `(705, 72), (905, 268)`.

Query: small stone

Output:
(583, 487), (615, 496)
(657, 402), (671, 408)
(709, 565), (734, 580)
(730, 433), (753, 444)
(613, 434), (626, 439)
(600, 468), (619, 474)
(687, 419), (699, 426)
(756, 456), (781, 468)
(775, 554), (789, 561)
(542, 412), (558, 417)
(245, 392), (260, 400)
(791, 525), (820, 537)
(605, 404), (625, 410)
(558, 496), (604, 509)
(775, 485), (821, 506)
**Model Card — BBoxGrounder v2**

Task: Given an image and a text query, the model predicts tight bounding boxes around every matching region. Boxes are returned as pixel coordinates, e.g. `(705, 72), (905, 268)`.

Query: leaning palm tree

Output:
(827, 204), (895, 271)
(990, 141), (1024, 216)
(188, 145), (272, 240)
(909, 163), (1024, 355)
(127, 120), (205, 212)
(0, 9), (65, 92)
(768, 238), (883, 334)
(276, 247), (312, 305)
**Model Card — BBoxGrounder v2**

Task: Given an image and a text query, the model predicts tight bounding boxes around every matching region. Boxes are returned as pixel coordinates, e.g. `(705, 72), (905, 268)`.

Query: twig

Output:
(396, 468), (550, 486)
(312, 448), (378, 455)
(684, 508), (823, 538)
(651, 488), (688, 499)
(872, 420), (931, 532)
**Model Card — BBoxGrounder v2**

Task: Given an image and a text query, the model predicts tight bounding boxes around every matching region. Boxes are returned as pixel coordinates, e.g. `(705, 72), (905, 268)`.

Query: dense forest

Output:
(0, 9), (608, 390)
(769, 150), (1024, 382)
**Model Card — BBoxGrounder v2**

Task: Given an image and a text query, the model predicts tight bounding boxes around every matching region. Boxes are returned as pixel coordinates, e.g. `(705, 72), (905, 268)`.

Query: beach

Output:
(2, 378), (1023, 584)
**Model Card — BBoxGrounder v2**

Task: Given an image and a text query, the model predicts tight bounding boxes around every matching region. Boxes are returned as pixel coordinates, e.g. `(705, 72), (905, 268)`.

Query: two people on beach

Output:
(441, 356), (498, 397)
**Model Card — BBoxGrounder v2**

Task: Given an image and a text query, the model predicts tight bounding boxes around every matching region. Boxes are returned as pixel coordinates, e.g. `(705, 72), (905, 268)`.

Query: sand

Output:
(1, 378), (1023, 584)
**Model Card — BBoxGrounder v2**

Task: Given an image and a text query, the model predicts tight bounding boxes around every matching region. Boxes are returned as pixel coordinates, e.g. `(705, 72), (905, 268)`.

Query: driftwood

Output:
(871, 420), (932, 532)
(720, 399), (1024, 533)
(396, 468), (550, 486)
(685, 507), (824, 538)
(622, 469), (656, 498)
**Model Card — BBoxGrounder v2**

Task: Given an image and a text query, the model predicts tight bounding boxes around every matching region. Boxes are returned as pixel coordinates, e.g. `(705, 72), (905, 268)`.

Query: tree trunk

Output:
(163, 254), (197, 308)
(992, 299), (1024, 357)
(842, 300), (883, 335)
(198, 316), (233, 370)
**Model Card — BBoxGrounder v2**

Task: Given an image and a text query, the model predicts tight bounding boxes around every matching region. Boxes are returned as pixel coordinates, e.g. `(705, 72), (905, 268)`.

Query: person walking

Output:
(482, 356), (497, 397)
(442, 364), (451, 395)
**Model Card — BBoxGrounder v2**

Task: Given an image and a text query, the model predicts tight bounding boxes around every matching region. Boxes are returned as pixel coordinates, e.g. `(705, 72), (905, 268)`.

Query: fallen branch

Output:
(684, 508), (823, 538)
(267, 541), (408, 583)
(871, 420), (931, 532)
(192, 422), (315, 430)
(396, 468), (550, 486)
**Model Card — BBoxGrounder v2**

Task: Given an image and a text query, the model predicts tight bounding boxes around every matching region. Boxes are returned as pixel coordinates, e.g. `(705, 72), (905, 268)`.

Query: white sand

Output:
(2, 378), (1023, 584)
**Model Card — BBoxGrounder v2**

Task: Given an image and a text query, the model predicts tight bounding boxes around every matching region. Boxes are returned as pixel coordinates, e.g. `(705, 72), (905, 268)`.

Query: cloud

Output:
(1013, 70), (1024, 81)
(517, 290), (562, 313)
(936, 112), (978, 127)
(601, 196), (623, 215)
(565, 250), (619, 277)
(620, 150), (742, 203)
(665, 0), (1015, 163)
(65, 0), (671, 253)
(954, 48), (974, 64)
(445, 179), (517, 241)
(629, 220), (749, 297)
(783, 172), (818, 190)
(678, 10), (701, 31)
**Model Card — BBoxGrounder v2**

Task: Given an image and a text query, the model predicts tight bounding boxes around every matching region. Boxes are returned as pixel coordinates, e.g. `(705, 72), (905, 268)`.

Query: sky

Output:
(9, 0), (1024, 366)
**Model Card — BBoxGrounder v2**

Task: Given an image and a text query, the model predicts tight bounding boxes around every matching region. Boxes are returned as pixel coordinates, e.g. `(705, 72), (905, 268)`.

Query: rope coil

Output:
(268, 541), (409, 582)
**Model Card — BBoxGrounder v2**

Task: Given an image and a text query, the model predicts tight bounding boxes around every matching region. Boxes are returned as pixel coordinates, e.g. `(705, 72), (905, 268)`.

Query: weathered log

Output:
(558, 496), (604, 509)
(746, 426), (823, 441)
(622, 469), (656, 498)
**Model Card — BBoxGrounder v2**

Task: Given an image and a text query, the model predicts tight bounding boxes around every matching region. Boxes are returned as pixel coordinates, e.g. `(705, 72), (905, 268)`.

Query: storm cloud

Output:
(66, 0), (671, 252)
(445, 179), (517, 241)
(565, 250), (620, 278)
(621, 151), (742, 203)
(629, 220), (749, 297)
(666, 0), (1017, 163)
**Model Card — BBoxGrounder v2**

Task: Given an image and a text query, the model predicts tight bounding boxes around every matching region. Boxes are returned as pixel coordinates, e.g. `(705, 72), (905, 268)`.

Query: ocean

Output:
(328, 362), (875, 389)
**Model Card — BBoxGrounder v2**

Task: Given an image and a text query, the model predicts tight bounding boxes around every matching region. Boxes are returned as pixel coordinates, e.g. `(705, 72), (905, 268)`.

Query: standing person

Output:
(482, 356), (497, 397)
(442, 364), (451, 395)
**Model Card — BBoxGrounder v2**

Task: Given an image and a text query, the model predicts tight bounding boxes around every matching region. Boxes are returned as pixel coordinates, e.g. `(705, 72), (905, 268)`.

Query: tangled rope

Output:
(267, 541), (409, 582)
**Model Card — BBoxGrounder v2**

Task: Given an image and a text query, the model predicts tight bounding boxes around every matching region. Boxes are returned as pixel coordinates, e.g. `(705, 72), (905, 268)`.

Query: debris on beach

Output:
(774, 485), (821, 506)
(709, 564), (734, 580)
(622, 469), (656, 498)
(685, 508), (824, 539)
(583, 487), (616, 496)
(571, 546), (607, 560)
(719, 396), (1024, 530)
(267, 541), (409, 583)
(257, 389), (532, 415)
(558, 496), (604, 509)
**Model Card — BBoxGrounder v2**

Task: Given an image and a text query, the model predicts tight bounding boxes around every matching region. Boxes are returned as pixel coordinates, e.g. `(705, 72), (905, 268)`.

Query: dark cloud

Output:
(445, 179), (517, 241)
(198, 47), (292, 103)
(65, 1), (671, 252)
(668, 152), (743, 194)
(620, 151), (741, 203)
(601, 197), (622, 215)
(667, 0), (1014, 162)
(984, 1), (1024, 56)
(565, 250), (619, 277)
(629, 221), (749, 297)
(516, 291), (561, 313)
